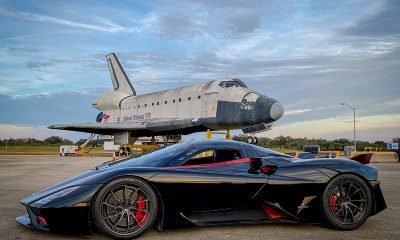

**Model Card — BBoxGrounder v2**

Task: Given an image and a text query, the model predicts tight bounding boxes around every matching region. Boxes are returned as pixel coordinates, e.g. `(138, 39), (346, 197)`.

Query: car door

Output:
(153, 146), (268, 211)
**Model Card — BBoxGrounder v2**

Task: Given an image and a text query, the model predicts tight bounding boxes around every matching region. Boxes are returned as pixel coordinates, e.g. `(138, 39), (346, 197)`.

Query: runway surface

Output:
(0, 156), (399, 240)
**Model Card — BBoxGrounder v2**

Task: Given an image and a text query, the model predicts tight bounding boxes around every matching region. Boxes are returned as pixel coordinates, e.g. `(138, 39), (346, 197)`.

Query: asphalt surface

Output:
(0, 156), (399, 240)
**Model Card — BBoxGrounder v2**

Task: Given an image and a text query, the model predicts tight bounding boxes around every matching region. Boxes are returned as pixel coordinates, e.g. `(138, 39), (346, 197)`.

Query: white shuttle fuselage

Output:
(50, 53), (284, 138)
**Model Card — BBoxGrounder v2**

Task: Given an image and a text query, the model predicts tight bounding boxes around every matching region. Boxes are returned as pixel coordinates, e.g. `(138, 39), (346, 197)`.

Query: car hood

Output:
(20, 169), (100, 206)
(21, 167), (160, 206)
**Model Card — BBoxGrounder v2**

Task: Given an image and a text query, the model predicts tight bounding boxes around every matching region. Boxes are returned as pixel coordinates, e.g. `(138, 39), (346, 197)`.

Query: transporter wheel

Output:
(247, 136), (258, 144)
(247, 136), (254, 144)
(93, 178), (158, 239)
(321, 174), (372, 230)
(119, 148), (127, 156)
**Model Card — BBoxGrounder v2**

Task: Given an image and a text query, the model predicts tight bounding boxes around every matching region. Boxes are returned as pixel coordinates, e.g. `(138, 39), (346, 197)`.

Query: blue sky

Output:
(0, 0), (399, 141)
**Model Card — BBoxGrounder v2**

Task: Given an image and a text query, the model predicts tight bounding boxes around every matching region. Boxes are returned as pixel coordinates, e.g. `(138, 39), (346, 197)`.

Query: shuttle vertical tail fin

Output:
(106, 53), (136, 96)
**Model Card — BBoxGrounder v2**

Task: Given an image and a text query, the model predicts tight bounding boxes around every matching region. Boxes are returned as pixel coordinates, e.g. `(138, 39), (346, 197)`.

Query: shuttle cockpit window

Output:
(233, 79), (247, 88)
(226, 81), (234, 88)
(219, 79), (246, 88)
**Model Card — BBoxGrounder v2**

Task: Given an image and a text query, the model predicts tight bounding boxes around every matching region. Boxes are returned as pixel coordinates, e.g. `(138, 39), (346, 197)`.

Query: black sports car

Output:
(16, 140), (386, 239)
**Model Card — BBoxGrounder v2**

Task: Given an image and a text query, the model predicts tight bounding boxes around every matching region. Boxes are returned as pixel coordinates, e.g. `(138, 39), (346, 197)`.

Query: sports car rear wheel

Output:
(321, 174), (372, 230)
(93, 178), (158, 239)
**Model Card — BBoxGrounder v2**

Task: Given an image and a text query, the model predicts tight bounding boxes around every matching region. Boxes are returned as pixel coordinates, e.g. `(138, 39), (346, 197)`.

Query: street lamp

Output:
(340, 102), (356, 151)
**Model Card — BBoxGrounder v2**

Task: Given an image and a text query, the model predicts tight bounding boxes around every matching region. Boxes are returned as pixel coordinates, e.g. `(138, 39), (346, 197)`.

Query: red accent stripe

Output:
(168, 158), (253, 169)
(262, 204), (284, 220)
(38, 215), (48, 226)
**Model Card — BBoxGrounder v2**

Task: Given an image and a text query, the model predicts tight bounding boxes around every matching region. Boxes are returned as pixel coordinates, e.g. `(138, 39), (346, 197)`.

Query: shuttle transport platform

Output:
(0, 156), (399, 240)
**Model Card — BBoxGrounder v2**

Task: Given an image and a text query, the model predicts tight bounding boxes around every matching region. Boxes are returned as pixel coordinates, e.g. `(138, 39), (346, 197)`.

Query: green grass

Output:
(0, 145), (104, 155)
(0, 145), (59, 152)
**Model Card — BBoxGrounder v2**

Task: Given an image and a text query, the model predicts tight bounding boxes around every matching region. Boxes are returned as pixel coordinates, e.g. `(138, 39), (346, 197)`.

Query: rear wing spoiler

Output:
(349, 153), (373, 164)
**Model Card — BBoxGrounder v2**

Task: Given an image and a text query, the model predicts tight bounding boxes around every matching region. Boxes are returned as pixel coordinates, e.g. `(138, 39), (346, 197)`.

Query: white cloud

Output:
(285, 108), (312, 116)
(384, 98), (400, 106)
(216, 32), (273, 60)
(134, 70), (161, 80)
(0, 8), (138, 33)
(0, 85), (10, 93)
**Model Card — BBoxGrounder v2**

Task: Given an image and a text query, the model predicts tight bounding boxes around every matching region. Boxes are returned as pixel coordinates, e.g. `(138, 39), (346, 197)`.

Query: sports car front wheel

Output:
(321, 174), (372, 230)
(92, 177), (158, 239)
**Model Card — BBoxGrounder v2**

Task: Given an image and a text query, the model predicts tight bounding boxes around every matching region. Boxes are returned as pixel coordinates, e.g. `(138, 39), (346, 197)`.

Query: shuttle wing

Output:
(48, 118), (204, 136)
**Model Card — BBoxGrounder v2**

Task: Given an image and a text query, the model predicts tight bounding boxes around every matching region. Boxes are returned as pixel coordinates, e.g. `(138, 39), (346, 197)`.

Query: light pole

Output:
(340, 102), (356, 151)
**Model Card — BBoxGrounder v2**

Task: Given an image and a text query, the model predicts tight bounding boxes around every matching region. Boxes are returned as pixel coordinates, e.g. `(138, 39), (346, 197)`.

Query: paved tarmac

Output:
(0, 156), (399, 240)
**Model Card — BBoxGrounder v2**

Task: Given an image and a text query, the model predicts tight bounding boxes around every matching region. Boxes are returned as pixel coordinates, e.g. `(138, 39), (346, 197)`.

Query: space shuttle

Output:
(49, 53), (284, 143)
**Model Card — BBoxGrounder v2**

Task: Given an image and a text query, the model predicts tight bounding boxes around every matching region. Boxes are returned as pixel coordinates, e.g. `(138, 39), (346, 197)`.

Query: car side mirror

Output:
(261, 164), (277, 175)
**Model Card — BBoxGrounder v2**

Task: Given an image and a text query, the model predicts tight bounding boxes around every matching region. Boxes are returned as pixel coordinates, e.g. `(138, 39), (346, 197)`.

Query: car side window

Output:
(184, 150), (215, 166)
(214, 149), (241, 162)
(182, 149), (243, 166)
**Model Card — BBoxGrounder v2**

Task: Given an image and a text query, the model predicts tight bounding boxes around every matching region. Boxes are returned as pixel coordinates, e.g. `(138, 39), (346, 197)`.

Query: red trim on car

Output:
(262, 204), (284, 220)
(168, 158), (253, 169)
(38, 215), (48, 226)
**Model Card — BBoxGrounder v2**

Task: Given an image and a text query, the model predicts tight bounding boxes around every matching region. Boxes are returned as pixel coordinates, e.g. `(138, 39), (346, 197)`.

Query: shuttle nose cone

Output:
(252, 95), (284, 124)
(270, 102), (284, 120)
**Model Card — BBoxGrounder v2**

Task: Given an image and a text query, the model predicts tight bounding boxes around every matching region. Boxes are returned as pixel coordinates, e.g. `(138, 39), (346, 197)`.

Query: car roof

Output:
(185, 139), (244, 149)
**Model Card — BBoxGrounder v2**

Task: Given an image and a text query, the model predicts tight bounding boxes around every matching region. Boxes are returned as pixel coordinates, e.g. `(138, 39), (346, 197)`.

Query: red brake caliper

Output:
(330, 194), (337, 213)
(134, 194), (148, 225)
(330, 193), (342, 213)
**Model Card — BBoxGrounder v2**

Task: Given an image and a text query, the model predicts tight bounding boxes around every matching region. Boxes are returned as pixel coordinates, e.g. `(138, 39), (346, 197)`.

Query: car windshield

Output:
(97, 142), (190, 169)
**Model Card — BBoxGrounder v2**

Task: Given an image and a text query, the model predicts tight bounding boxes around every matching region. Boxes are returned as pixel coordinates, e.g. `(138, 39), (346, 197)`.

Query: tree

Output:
(75, 138), (100, 147)
(232, 134), (248, 142)
(43, 136), (64, 144)
(274, 136), (288, 149)
(62, 139), (73, 145)
(393, 137), (400, 144)
(26, 138), (41, 144)
(75, 139), (88, 146)
(231, 134), (391, 151)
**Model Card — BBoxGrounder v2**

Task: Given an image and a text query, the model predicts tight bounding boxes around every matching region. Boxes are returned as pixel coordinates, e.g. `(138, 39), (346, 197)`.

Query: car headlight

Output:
(34, 186), (80, 205)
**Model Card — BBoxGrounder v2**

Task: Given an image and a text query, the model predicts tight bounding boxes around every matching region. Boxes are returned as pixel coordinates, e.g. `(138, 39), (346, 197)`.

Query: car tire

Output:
(321, 174), (372, 230)
(93, 177), (158, 239)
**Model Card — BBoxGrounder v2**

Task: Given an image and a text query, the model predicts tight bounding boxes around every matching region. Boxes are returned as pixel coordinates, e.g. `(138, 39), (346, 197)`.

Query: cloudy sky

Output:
(0, 0), (399, 142)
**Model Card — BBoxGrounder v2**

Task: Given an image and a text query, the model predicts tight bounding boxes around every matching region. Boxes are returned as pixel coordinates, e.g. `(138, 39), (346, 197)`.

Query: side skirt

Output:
(180, 203), (300, 227)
